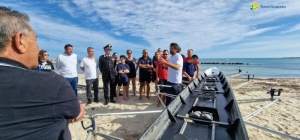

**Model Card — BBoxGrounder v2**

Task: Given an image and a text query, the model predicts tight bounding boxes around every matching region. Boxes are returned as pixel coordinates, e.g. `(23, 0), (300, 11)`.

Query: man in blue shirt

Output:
(138, 49), (153, 99)
(183, 55), (199, 83)
(0, 6), (84, 140)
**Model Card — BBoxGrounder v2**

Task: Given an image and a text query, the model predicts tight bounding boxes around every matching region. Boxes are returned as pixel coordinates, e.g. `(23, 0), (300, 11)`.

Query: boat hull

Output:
(138, 67), (249, 140)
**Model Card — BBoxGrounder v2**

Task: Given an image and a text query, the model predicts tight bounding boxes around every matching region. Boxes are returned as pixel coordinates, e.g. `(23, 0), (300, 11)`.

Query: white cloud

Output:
(243, 26), (281, 36)
(114, 32), (122, 36)
(0, 1), (146, 58)
(282, 24), (300, 33)
(56, 0), (300, 54)
(199, 34), (300, 58)
(1, 0), (300, 58)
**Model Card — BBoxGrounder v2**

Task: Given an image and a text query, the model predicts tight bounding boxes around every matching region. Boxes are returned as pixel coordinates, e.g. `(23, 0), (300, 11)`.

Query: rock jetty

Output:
(201, 62), (247, 65)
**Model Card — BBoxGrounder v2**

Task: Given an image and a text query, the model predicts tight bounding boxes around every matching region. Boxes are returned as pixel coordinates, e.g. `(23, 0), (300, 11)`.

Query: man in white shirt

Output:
(80, 47), (99, 104)
(56, 44), (78, 97)
(158, 43), (183, 106)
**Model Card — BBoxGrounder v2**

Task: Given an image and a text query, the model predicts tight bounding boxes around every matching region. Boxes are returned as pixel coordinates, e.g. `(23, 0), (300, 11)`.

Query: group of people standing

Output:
(0, 6), (202, 139)
(34, 43), (201, 107)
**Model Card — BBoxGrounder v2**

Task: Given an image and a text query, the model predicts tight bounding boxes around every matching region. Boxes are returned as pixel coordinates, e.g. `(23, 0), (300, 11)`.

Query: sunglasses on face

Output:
(127, 52), (132, 54)
(44, 54), (49, 56)
(163, 54), (168, 55)
(105, 49), (112, 51)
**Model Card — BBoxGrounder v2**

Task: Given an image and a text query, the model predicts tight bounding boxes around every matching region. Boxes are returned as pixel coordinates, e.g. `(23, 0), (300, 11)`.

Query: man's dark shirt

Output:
(138, 57), (152, 75)
(0, 57), (80, 140)
(152, 55), (158, 69)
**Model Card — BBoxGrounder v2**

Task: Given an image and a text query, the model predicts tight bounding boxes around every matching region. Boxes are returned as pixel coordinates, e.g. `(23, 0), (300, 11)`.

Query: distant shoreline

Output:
(282, 57), (300, 59)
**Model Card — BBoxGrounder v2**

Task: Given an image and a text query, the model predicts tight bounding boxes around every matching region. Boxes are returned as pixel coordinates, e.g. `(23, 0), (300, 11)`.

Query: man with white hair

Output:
(0, 6), (84, 139)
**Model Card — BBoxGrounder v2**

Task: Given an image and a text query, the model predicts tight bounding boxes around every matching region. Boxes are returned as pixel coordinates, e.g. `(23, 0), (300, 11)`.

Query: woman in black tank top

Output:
(125, 50), (138, 96)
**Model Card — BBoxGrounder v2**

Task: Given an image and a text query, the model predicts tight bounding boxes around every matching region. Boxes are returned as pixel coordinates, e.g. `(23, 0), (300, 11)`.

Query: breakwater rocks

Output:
(201, 62), (248, 65)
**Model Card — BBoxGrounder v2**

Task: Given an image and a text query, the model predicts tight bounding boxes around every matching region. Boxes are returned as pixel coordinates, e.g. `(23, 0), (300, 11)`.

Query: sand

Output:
(229, 78), (300, 140)
(69, 74), (300, 140)
(69, 74), (162, 140)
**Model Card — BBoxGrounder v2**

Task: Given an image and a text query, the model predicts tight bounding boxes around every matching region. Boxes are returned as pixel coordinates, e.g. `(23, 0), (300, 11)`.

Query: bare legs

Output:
(139, 82), (150, 99)
(157, 95), (166, 107)
(139, 82), (145, 100)
(116, 86), (121, 102)
(146, 82), (150, 99)
(123, 85), (128, 100)
(127, 78), (137, 96)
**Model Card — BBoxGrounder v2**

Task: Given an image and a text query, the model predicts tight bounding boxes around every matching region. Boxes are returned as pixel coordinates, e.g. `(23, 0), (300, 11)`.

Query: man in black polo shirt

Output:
(0, 6), (84, 140)
(138, 49), (153, 99)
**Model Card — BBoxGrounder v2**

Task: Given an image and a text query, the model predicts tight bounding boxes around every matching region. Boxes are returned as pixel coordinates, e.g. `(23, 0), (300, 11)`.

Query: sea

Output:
(53, 58), (300, 78)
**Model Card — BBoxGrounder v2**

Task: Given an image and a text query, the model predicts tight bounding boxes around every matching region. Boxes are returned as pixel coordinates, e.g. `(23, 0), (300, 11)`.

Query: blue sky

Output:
(1, 0), (300, 59)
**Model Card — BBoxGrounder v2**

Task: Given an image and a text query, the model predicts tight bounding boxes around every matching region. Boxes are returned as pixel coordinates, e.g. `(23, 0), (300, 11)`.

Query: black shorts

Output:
(139, 73), (151, 83)
(158, 79), (168, 93)
(151, 72), (157, 82)
(118, 82), (128, 86)
(127, 70), (136, 78)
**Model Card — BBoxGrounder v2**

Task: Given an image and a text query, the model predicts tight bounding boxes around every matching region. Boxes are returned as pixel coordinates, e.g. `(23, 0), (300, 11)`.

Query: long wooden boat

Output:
(138, 67), (249, 140)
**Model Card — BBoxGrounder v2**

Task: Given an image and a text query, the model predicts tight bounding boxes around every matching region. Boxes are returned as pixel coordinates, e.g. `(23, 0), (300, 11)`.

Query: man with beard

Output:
(158, 43), (183, 106)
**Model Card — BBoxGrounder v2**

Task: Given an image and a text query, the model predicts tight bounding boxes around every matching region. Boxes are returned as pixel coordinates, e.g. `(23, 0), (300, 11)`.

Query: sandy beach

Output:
(229, 77), (300, 140)
(69, 74), (300, 140)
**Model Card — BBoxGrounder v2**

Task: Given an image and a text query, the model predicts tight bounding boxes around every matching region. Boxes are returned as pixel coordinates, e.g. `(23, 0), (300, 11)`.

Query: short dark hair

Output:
(191, 54), (198, 59)
(87, 47), (93, 52)
(127, 49), (132, 54)
(163, 50), (168, 53)
(170, 43), (181, 53)
(113, 52), (118, 56)
(120, 55), (126, 59)
(64, 44), (73, 50)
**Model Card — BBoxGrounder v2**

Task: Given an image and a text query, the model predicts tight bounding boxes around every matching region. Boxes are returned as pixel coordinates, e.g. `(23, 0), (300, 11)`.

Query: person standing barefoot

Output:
(116, 55), (130, 102)
(125, 50), (138, 96)
(138, 49), (153, 100)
